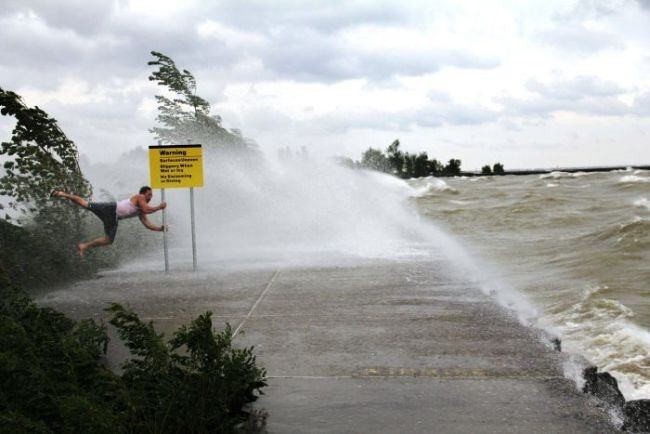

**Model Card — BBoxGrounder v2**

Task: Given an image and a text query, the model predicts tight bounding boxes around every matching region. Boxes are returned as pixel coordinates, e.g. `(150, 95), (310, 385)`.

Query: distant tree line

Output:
(339, 139), (504, 178)
(482, 163), (505, 175)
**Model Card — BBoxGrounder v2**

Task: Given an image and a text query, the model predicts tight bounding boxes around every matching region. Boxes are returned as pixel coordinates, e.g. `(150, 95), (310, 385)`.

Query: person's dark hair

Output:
(139, 186), (152, 194)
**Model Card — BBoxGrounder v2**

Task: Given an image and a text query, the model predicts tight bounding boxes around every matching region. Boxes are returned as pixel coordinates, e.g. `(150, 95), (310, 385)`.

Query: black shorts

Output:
(87, 202), (118, 241)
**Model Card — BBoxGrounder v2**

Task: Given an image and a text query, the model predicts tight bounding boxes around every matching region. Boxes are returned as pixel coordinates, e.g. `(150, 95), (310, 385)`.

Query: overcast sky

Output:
(1, 0), (649, 169)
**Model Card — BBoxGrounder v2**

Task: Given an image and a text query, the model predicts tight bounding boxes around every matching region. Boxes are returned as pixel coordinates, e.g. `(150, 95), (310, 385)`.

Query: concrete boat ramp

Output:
(38, 259), (618, 433)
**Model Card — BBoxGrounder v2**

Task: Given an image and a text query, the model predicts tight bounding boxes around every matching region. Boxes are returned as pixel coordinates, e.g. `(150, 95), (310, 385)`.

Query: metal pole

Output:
(186, 138), (198, 272)
(157, 140), (169, 273)
(190, 186), (197, 271)
(161, 187), (169, 273)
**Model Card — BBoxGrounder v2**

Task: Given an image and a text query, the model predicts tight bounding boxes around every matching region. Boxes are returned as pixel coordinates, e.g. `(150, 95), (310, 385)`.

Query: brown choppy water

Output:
(409, 168), (650, 400)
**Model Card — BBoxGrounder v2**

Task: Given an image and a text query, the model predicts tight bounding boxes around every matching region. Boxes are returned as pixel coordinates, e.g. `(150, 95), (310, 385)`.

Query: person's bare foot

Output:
(76, 243), (86, 258)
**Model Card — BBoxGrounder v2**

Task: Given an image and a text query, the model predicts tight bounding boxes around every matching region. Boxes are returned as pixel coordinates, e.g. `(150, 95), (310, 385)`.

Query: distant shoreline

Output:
(460, 165), (650, 177)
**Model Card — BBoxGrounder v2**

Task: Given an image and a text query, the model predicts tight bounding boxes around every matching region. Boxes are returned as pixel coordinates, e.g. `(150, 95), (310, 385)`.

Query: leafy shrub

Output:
(0, 280), (267, 433)
(108, 303), (267, 433)
(0, 280), (120, 433)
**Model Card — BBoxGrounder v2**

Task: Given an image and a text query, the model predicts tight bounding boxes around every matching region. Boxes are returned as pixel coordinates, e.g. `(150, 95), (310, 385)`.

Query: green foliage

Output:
(148, 51), (258, 159)
(0, 87), (91, 218)
(412, 152), (430, 178)
(356, 139), (465, 179)
(352, 138), (508, 179)
(427, 158), (443, 175)
(0, 282), (267, 433)
(0, 88), (106, 287)
(333, 156), (356, 169)
(0, 280), (120, 433)
(107, 303), (267, 433)
(0, 89), (155, 287)
(0, 219), (95, 288)
(443, 159), (462, 176)
(360, 147), (390, 172)
(385, 139), (404, 175)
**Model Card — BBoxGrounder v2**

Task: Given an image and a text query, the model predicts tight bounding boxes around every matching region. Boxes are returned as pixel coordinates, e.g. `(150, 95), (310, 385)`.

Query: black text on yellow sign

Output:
(148, 144), (204, 188)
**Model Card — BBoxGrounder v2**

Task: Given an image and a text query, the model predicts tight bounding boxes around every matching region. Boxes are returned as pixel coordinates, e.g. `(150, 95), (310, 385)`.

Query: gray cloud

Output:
(206, 0), (411, 34)
(553, 0), (622, 20)
(536, 23), (624, 53)
(261, 29), (498, 81)
(501, 95), (630, 118)
(0, 0), (502, 163)
(2, 0), (648, 169)
(633, 92), (650, 115)
(0, 1), (498, 87)
(234, 90), (499, 141)
(525, 76), (626, 99)
(1, 0), (114, 35)
(636, 0), (650, 10)
(499, 75), (632, 118)
(287, 91), (499, 135)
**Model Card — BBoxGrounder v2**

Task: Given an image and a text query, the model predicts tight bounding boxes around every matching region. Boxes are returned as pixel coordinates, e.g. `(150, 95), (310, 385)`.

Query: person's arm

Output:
(136, 195), (166, 214)
(139, 213), (165, 232)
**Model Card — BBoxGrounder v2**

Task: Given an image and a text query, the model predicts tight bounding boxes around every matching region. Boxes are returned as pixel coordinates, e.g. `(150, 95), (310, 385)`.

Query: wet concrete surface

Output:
(38, 260), (618, 433)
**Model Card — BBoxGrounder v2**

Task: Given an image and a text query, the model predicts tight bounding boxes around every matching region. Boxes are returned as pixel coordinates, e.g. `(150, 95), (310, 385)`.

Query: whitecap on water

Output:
(634, 198), (650, 210)
(540, 171), (595, 180)
(539, 171), (569, 179)
(619, 175), (650, 184)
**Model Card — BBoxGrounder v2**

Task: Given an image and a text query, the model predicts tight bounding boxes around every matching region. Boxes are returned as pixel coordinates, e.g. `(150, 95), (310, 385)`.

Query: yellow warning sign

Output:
(148, 144), (204, 188)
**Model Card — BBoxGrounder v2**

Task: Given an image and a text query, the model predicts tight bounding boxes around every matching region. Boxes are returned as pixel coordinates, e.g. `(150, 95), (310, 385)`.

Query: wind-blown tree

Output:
(383, 140), (442, 178)
(443, 158), (462, 176)
(427, 158), (443, 176)
(360, 147), (390, 172)
(493, 162), (505, 175)
(351, 140), (474, 178)
(481, 165), (493, 175)
(0, 87), (94, 282)
(0, 87), (91, 217)
(386, 139), (404, 176)
(147, 51), (258, 160)
(357, 140), (457, 178)
(412, 152), (430, 178)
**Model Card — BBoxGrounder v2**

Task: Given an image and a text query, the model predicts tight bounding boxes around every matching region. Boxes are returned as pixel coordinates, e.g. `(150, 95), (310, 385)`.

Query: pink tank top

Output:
(116, 198), (139, 220)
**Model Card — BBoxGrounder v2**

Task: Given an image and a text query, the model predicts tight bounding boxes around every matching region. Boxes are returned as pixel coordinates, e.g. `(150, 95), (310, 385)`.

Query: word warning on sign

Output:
(148, 144), (204, 188)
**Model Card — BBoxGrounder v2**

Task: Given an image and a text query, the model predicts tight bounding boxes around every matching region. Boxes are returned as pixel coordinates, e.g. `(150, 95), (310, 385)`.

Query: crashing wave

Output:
(551, 288), (650, 400)
(412, 178), (458, 197)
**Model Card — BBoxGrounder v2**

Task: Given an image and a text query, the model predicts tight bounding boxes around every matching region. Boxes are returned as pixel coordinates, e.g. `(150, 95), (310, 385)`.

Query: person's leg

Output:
(52, 190), (89, 209)
(77, 236), (112, 258)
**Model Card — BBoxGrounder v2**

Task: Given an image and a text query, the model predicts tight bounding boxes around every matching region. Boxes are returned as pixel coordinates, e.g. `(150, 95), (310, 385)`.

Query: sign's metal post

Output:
(187, 139), (198, 272)
(190, 186), (197, 271)
(161, 187), (169, 273)
(157, 140), (169, 273)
